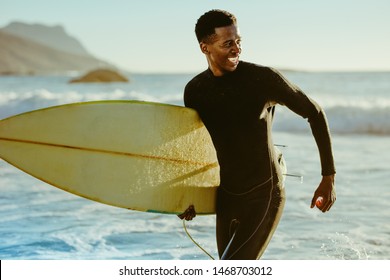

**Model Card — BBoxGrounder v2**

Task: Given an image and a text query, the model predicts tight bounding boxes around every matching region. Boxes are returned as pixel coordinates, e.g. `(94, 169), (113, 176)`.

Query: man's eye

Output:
(222, 42), (232, 48)
(221, 39), (241, 48)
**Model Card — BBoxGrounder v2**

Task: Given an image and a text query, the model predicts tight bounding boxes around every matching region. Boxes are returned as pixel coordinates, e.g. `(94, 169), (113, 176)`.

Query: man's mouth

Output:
(228, 56), (239, 65)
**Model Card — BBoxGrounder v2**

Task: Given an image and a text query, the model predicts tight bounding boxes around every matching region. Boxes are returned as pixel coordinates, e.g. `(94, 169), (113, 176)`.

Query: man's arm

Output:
(267, 67), (336, 211)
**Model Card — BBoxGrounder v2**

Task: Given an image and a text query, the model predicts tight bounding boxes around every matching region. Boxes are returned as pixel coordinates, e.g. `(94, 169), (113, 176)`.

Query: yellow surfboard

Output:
(0, 100), (285, 215)
(0, 101), (220, 214)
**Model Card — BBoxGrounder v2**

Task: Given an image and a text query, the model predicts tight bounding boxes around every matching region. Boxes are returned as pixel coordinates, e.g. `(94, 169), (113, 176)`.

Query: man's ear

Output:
(200, 42), (209, 55)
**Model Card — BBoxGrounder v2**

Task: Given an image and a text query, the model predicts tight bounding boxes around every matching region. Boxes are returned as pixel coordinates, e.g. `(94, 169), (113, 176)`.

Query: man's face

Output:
(200, 24), (242, 76)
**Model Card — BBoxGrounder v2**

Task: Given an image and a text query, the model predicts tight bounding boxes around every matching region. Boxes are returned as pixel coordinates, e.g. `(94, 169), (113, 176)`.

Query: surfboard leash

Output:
(182, 220), (215, 260)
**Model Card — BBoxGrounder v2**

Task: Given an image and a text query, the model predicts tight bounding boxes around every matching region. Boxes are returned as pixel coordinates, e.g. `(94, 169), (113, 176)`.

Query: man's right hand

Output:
(177, 205), (196, 221)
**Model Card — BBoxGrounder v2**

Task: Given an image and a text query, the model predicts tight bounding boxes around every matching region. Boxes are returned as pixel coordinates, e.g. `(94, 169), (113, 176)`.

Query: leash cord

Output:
(182, 220), (215, 260)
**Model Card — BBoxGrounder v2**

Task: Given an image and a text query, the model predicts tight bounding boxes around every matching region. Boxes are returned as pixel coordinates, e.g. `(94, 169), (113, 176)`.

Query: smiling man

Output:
(181, 9), (336, 260)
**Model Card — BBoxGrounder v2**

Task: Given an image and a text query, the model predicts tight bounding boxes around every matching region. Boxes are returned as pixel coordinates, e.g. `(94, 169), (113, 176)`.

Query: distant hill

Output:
(1, 21), (91, 57)
(0, 22), (114, 75)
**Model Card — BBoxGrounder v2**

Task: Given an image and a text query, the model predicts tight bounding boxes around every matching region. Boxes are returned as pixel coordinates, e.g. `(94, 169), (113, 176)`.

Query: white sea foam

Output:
(1, 87), (389, 135)
(275, 98), (390, 135)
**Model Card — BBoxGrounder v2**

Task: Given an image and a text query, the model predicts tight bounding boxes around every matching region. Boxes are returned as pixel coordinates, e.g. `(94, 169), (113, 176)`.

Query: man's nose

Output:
(232, 42), (241, 54)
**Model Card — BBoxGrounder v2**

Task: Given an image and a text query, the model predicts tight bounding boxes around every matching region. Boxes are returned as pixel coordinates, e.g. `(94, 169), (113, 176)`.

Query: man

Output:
(180, 9), (336, 260)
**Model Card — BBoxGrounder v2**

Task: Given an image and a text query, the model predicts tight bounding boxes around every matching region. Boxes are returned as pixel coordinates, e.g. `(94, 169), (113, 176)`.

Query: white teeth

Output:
(228, 57), (239, 63)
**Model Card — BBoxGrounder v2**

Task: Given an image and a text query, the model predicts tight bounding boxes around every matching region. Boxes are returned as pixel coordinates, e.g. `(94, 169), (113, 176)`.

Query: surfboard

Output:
(0, 100), (286, 215)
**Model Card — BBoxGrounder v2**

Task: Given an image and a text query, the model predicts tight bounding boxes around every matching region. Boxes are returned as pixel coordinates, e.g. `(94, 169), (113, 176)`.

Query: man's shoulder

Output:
(187, 69), (209, 84)
(239, 61), (284, 82)
(184, 70), (210, 107)
(239, 61), (275, 74)
(185, 69), (210, 93)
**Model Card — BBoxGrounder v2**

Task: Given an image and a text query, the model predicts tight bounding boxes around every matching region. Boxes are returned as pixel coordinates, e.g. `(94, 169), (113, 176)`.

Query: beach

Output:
(0, 70), (389, 259)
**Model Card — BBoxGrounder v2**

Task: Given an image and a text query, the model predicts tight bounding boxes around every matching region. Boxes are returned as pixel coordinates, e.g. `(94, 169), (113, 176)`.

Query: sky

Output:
(1, 0), (390, 73)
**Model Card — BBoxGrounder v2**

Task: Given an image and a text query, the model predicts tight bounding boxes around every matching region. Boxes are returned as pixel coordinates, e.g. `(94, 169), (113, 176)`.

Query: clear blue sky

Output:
(2, 0), (389, 73)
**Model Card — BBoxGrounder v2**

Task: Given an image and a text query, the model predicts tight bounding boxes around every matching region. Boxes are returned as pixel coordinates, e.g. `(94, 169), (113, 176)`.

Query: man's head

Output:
(195, 10), (241, 76)
(195, 9), (237, 43)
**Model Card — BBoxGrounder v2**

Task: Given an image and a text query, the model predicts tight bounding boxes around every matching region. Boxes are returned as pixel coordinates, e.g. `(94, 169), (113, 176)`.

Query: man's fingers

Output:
(177, 205), (196, 220)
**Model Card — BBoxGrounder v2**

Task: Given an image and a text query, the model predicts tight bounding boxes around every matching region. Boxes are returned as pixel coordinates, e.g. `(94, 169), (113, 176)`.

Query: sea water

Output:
(0, 70), (389, 260)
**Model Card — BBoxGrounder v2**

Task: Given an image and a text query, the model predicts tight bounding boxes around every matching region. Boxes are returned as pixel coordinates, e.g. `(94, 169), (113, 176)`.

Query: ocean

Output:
(0, 70), (389, 260)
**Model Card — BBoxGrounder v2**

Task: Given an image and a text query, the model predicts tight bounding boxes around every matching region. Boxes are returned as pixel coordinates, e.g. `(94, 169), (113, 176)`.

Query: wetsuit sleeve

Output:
(184, 81), (198, 109)
(184, 83), (190, 107)
(267, 68), (336, 176)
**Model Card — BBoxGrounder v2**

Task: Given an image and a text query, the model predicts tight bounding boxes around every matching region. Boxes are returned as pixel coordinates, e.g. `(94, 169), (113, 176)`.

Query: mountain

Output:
(2, 21), (91, 57)
(0, 22), (114, 75)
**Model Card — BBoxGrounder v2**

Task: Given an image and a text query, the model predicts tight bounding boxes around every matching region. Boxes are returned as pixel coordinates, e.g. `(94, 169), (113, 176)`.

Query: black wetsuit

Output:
(184, 61), (336, 259)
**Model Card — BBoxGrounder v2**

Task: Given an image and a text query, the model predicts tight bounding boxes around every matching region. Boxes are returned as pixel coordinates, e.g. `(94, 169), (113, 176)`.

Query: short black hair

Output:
(195, 9), (237, 43)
